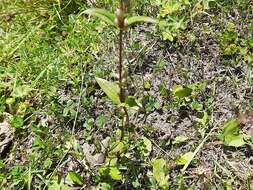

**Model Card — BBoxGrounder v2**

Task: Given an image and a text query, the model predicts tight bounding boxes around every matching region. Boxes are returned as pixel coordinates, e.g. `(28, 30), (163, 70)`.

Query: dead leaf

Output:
(0, 121), (13, 155)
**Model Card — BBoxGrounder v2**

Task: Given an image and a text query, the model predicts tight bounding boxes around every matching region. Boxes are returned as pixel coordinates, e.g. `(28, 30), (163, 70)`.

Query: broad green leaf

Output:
(144, 81), (151, 90)
(127, 16), (157, 27)
(220, 119), (245, 147)
(11, 85), (32, 98)
(222, 119), (240, 137)
(175, 152), (194, 166)
(110, 141), (125, 155)
(125, 96), (138, 107)
(173, 136), (189, 144)
(96, 115), (106, 128)
(66, 171), (83, 185)
(141, 136), (152, 156)
(225, 134), (245, 147)
(152, 158), (169, 188)
(84, 8), (116, 27)
(172, 85), (192, 98)
(95, 77), (120, 104)
(109, 167), (122, 181)
(11, 116), (24, 128)
(190, 101), (203, 111)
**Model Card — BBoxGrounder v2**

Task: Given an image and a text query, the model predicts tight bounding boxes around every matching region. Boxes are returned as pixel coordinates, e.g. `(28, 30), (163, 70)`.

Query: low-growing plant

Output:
(218, 21), (253, 64)
(156, 0), (215, 42)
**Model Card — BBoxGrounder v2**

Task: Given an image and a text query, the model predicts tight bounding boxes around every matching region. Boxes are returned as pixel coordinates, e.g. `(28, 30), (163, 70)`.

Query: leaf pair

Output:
(83, 8), (156, 29)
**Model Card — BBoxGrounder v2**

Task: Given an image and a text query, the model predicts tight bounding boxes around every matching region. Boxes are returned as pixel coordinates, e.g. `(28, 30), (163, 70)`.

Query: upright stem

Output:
(118, 0), (130, 141)
(120, 0), (124, 9)
(119, 28), (128, 141)
(119, 29), (124, 102)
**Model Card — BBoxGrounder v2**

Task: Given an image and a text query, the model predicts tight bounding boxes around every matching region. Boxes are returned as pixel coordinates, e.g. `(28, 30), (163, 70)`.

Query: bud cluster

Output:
(115, 0), (130, 29)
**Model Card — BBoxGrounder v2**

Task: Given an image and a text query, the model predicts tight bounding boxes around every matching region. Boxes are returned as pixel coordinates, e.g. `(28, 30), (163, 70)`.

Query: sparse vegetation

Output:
(0, 0), (252, 189)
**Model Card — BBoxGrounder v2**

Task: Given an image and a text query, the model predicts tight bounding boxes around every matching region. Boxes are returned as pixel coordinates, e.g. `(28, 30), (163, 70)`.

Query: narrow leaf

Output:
(95, 77), (120, 104)
(84, 8), (116, 27)
(127, 16), (157, 27)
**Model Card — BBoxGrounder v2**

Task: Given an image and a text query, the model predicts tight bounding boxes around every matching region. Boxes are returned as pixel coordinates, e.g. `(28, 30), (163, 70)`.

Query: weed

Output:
(0, 0), (253, 189)
(84, 0), (159, 187)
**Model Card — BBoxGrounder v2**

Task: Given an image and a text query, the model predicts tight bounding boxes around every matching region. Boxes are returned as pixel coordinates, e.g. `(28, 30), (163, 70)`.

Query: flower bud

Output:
(121, 0), (131, 13)
(115, 8), (124, 18)
(115, 9), (125, 28)
(123, 18), (128, 28)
